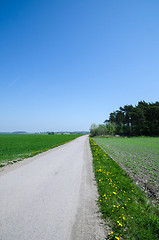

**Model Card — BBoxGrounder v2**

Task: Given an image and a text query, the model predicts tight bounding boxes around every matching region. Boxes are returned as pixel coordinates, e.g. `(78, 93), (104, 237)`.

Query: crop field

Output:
(94, 137), (159, 197)
(90, 138), (159, 240)
(0, 134), (81, 165)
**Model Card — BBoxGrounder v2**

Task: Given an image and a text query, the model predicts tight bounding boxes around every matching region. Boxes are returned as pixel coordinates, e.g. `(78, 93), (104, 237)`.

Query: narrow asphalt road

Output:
(0, 135), (106, 240)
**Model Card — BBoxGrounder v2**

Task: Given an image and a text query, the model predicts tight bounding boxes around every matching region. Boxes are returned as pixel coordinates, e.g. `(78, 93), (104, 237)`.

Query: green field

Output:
(94, 137), (159, 193)
(0, 134), (81, 165)
(90, 138), (159, 240)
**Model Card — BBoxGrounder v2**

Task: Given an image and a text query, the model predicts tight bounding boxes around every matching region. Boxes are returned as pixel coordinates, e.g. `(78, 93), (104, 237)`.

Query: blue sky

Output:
(1, 0), (159, 132)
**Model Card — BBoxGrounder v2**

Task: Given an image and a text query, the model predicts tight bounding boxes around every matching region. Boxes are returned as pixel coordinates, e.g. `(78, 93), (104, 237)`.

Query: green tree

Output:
(90, 123), (98, 137)
(104, 101), (159, 136)
(105, 122), (116, 135)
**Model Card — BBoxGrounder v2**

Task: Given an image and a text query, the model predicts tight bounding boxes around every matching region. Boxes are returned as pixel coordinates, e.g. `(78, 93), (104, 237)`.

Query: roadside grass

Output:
(89, 138), (159, 240)
(0, 134), (81, 165)
(94, 137), (159, 194)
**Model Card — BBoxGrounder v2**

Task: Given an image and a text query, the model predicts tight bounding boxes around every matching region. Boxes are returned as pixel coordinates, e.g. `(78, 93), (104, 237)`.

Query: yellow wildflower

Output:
(117, 221), (123, 227)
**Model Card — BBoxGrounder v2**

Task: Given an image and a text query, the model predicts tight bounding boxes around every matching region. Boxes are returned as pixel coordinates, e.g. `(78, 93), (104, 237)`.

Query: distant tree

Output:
(90, 122), (116, 137)
(104, 101), (159, 136)
(105, 122), (116, 135)
(97, 124), (106, 135)
(146, 102), (159, 135)
(90, 123), (98, 137)
(120, 104), (134, 135)
(48, 132), (54, 135)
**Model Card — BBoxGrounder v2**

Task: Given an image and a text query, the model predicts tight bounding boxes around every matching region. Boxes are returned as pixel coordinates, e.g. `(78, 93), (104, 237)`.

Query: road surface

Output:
(0, 135), (106, 240)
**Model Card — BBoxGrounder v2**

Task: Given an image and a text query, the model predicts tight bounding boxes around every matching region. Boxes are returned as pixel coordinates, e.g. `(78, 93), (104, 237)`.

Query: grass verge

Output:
(89, 138), (159, 240)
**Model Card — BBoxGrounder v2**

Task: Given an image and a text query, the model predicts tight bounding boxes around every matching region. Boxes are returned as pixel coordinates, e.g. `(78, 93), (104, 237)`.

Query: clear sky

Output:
(1, 0), (159, 132)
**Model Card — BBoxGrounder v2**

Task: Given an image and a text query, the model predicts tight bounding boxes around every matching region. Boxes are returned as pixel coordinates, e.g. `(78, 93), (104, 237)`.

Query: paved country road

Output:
(0, 135), (106, 240)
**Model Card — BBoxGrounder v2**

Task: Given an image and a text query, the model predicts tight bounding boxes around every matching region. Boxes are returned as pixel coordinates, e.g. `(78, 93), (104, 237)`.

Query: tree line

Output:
(90, 101), (159, 137)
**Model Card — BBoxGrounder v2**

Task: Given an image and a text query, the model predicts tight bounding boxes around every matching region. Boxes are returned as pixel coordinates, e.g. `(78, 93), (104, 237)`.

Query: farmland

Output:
(0, 134), (81, 165)
(90, 138), (159, 240)
(94, 137), (159, 199)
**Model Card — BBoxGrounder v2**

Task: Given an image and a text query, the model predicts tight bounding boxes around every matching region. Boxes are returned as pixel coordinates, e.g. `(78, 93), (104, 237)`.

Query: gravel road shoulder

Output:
(71, 137), (107, 239)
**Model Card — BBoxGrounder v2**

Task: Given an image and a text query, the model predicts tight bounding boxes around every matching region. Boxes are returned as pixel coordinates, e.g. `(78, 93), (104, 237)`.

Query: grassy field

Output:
(90, 138), (159, 240)
(94, 137), (159, 196)
(0, 134), (81, 165)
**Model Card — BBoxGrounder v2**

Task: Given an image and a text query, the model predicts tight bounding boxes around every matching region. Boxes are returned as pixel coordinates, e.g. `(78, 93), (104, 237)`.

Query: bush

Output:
(90, 123), (116, 137)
